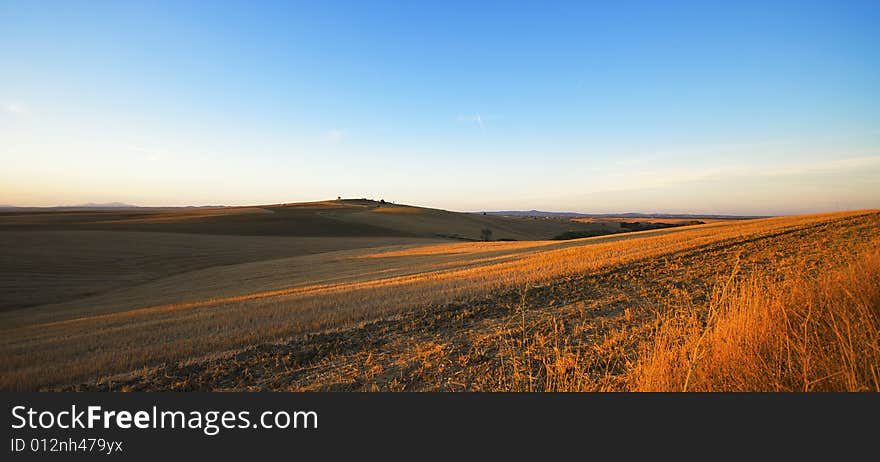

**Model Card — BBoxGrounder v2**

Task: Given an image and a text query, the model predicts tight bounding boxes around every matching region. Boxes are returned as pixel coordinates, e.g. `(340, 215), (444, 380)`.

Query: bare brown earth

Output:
(55, 210), (879, 391)
(0, 202), (406, 237)
(0, 232), (440, 311)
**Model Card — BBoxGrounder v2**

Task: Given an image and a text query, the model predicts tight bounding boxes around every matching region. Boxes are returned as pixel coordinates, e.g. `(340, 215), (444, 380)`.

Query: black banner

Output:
(3, 393), (877, 460)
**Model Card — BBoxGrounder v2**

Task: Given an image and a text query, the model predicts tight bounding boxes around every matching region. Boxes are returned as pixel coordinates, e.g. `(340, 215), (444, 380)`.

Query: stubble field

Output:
(1, 202), (877, 391)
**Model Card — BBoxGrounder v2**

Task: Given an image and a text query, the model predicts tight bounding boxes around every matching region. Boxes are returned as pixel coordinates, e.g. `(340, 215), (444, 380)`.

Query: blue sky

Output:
(1, 0), (878, 214)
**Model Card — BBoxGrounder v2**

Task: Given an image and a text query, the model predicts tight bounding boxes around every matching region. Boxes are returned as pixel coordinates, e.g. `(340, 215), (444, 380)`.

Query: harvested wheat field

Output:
(2, 206), (877, 391)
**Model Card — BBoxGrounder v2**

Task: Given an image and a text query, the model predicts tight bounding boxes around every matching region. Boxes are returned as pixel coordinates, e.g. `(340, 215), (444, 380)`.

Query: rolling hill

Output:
(0, 199), (633, 312)
(0, 199), (614, 240)
(1, 207), (877, 390)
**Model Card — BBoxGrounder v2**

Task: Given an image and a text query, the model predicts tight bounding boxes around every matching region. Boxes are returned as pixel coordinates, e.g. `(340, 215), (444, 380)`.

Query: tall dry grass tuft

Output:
(496, 313), (599, 392)
(494, 288), (619, 392)
(631, 248), (880, 392)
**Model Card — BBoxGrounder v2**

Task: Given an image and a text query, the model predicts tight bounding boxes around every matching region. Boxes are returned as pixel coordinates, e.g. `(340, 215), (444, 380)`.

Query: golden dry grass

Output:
(630, 248), (880, 392)
(456, 217), (880, 392)
(64, 209), (877, 392)
(3, 209), (876, 391)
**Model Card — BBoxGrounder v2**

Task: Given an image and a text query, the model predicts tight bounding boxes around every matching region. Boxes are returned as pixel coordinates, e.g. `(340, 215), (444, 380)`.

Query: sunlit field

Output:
(1, 203), (876, 391)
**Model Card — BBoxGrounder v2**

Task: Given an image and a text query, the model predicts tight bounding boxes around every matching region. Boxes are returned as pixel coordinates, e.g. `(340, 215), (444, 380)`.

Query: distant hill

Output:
(2, 199), (764, 238)
(63, 202), (140, 208)
(0, 199), (618, 240)
(482, 210), (766, 220)
(0, 203), (231, 211)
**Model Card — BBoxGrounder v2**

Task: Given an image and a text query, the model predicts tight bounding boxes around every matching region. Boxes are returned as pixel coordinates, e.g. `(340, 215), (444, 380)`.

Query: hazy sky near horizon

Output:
(2, 0), (879, 215)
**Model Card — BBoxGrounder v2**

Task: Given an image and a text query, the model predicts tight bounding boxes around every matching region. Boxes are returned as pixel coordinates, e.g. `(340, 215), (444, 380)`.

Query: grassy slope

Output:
(4, 226), (692, 328)
(330, 203), (615, 240)
(62, 210), (878, 392)
(0, 199), (607, 239)
(2, 210), (876, 390)
(0, 199), (628, 313)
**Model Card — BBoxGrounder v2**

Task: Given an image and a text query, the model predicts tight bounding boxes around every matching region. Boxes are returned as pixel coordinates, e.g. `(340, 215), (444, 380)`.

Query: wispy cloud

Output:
(457, 113), (498, 134)
(618, 130), (880, 169)
(758, 154), (880, 177)
(5, 103), (27, 114)
(591, 152), (880, 196)
(323, 129), (344, 143)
